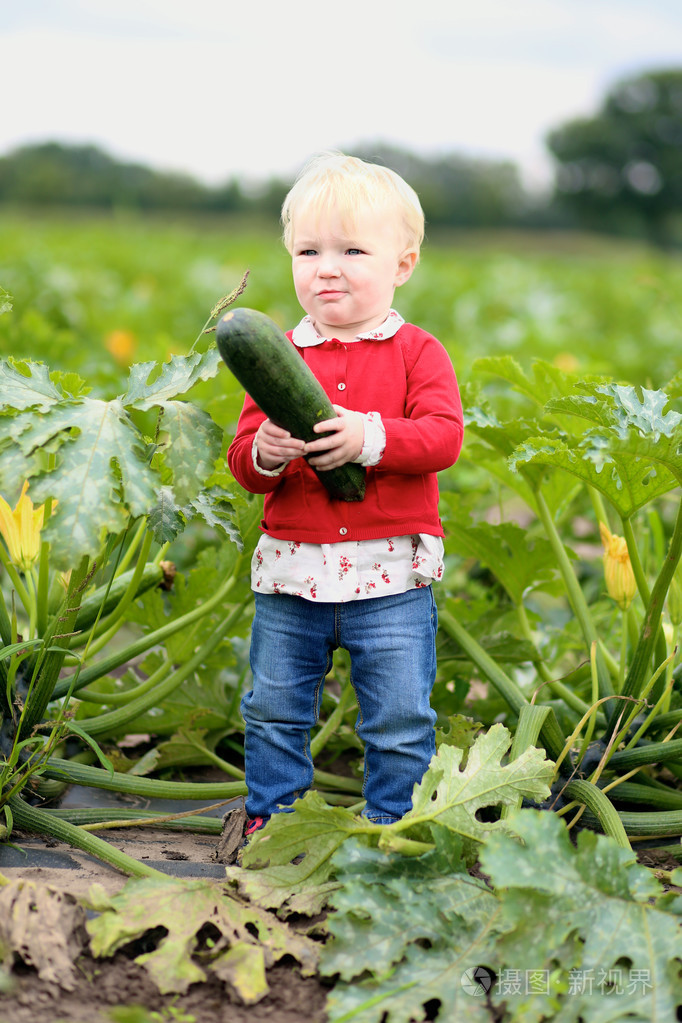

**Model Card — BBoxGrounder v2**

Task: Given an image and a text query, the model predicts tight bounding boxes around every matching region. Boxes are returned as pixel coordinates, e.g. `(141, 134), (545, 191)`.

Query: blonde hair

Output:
(281, 151), (424, 255)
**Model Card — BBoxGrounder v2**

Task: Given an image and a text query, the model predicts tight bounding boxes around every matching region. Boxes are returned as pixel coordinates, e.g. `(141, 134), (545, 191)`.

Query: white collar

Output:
(291, 309), (405, 347)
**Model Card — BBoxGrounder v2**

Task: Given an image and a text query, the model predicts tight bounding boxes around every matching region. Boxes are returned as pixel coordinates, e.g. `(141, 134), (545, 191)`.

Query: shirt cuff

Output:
(358, 411), (385, 466)
(251, 436), (285, 477)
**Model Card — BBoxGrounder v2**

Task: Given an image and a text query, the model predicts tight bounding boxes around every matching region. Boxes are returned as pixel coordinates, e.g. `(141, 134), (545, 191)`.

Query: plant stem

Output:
(0, 545), (32, 617)
(535, 489), (614, 699)
(606, 496), (682, 736)
(45, 807), (226, 833)
(41, 757), (247, 799)
(52, 560), (247, 700)
(35, 498), (53, 637)
(438, 607), (565, 761)
(8, 795), (167, 878)
(517, 602), (591, 717)
(18, 556), (90, 740)
(0, 584), (12, 645)
(114, 517), (148, 577)
(563, 779), (631, 848)
(83, 529), (155, 657)
(76, 599), (248, 738)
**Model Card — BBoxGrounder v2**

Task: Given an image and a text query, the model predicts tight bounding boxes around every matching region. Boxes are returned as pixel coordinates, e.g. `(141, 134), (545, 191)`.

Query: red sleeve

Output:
(226, 394), (289, 495)
(378, 333), (463, 474)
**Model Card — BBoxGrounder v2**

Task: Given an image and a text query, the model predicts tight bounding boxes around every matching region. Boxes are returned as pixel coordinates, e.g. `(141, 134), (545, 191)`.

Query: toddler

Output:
(227, 152), (463, 831)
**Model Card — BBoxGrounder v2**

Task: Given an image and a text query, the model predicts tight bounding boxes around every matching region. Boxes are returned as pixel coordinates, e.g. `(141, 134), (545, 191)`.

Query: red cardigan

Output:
(227, 322), (463, 543)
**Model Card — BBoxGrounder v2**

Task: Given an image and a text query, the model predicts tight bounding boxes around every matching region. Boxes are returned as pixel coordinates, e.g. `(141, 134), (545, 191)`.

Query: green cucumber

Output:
(216, 307), (366, 502)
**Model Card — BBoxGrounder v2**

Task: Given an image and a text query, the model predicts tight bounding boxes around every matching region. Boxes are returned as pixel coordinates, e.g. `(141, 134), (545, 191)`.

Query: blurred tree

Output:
(547, 69), (682, 246)
(350, 143), (530, 229)
(0, 141), (247, 213)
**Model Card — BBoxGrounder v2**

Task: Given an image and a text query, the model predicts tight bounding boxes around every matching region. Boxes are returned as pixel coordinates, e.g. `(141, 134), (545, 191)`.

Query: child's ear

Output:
(395, 249), (418, 286)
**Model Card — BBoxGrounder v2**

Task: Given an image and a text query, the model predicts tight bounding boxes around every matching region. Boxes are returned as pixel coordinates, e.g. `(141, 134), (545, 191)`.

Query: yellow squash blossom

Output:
(105, 329), (136, 365)
(0, 482), (52, 573)
(600, 522), (637, 611)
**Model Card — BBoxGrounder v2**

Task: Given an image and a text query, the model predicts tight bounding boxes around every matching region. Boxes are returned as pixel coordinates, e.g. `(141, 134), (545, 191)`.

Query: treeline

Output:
(2, 68), (681, 245)
(0, 139), (540, 229)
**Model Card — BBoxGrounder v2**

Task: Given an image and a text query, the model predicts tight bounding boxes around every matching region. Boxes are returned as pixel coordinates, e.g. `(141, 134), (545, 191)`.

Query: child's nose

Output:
(318, 255), (341, 276)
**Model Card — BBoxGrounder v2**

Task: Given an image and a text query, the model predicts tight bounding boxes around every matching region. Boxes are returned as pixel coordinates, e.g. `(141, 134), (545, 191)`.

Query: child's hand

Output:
(305, 405), (364, 469)
(255, 418), (306, 471)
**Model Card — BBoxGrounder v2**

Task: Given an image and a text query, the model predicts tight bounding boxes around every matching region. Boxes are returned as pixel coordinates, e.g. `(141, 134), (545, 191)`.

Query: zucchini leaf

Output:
(510, 433), (677, 519)
(86, 875), (318, 999)
(546, 383), (682, 483)
(442, 509), (562, 602)
(322, 833), (501, 1023)
(0, 353), (230, 569)
(0, 357), (62, 413)
(118, 348), (223, 408)
(400, 723), (553, 847)
(0, 397), (156, 567)
(154, 401), (222, 506)
(480, 808), (682, 1022)
(321, 810), (682, 1023)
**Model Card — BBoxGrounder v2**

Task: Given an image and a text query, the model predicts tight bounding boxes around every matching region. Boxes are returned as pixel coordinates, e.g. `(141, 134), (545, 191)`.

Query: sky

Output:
(2, 0), (682, 192)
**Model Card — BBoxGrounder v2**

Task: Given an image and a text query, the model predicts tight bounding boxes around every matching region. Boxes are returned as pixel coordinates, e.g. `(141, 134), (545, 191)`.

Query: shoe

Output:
(244, 816), (266, 837)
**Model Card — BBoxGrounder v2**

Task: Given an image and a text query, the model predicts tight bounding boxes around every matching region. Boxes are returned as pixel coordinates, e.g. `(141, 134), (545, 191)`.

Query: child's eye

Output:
(299, 248), (318, 256)
(346, 248), (363, 255)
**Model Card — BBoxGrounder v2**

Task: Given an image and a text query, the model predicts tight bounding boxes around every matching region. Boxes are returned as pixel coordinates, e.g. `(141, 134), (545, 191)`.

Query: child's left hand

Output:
(305, 405), (364, 469)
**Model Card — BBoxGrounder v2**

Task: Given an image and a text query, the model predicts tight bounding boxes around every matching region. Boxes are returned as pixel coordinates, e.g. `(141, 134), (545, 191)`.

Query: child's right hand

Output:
(255, 418), (306, 471)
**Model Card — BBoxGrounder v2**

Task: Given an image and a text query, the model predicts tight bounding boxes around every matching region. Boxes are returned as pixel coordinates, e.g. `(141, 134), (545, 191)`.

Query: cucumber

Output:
(217, 307), (366, 502)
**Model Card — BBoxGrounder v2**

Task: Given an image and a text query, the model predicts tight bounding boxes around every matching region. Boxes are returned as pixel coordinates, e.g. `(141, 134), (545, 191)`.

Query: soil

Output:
(0, 821), (330, 1023)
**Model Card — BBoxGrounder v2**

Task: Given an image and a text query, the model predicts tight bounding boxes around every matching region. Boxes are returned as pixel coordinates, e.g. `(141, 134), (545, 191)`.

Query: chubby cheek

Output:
(292, 269), (312, 305)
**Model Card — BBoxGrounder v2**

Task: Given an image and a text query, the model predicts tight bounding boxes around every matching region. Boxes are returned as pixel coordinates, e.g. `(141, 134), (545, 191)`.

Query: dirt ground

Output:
(0, 824), (330, 1023)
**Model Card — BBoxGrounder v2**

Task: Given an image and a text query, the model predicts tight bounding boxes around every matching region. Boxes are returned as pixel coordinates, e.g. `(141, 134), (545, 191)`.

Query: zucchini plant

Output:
(0, 288), (263, 877)
(435, 356), (682, 846)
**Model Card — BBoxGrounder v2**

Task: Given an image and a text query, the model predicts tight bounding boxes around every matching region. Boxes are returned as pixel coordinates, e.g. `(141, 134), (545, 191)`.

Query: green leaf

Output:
(399, 724), (553, 846)
(155, 401), (222, 504)
(322, 832), (481, 982)
(85, 876), (318, 997)
(225, 792), (368, 913)
(0, 398), (157, 569)
(0, 286), (12, 316)
(664, 368), (682, 399)
(119, 349), (222, 409)
(443, 513), (561, 602)
(147, 485), (186, 544)
(510, 432), (678, 518)
(148, 724), (225, 771)
(0, 358), (63, 412)
(464, 404), (542, 461)
(473, 354), (583, 406)
(550, 382), (682, 438)
(546, 383), (682, 482)
(480, 809), (682, 1022)
(185, 485), (243, 550)
(322, 833), (501, 1023)
(435, 714), (484, 752)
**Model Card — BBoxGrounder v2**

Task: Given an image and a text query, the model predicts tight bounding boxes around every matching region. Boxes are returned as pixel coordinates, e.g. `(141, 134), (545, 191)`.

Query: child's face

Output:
(290, 206), (417, 342)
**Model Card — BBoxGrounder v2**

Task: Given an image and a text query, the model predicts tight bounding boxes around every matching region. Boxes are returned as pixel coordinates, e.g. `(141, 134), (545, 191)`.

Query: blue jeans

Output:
(241, 587), (438, 823)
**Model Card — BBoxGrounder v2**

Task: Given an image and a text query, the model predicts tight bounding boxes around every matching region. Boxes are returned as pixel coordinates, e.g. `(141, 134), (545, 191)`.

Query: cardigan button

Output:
(339, 527), (348, 535)
(337, 382), (346, 391)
